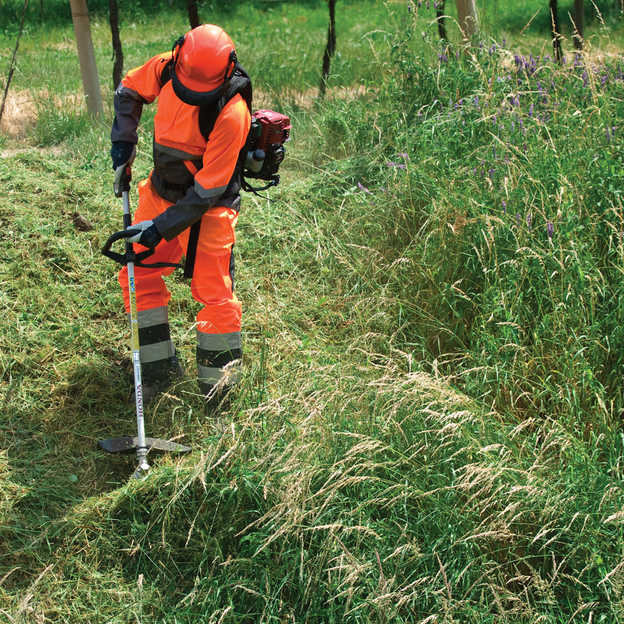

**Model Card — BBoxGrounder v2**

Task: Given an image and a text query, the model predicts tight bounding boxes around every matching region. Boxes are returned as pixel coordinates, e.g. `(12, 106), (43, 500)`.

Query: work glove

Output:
(111, 141), (136, 198)
(125, 220), (162, 248)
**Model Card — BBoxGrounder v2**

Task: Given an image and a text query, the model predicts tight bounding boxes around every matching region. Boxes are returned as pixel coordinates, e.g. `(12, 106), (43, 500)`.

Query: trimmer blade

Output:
(98, 436), (191, 454)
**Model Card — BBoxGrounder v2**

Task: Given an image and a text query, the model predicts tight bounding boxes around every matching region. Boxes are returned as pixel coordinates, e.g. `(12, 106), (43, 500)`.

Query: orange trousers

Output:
(118, 177), (242, 337)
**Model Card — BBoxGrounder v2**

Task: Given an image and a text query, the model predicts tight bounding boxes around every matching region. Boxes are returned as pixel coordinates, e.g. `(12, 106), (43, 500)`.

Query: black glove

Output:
(125, 220), (162, 248)
(111, 141), (136, 197)
(111, 141), (135, 170)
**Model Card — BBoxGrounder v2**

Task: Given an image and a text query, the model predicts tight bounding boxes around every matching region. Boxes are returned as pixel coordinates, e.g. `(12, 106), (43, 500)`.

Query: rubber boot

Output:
(197, 346), (241, 416)
(130, 308), (183, 407)
(139, 353), (185, 407)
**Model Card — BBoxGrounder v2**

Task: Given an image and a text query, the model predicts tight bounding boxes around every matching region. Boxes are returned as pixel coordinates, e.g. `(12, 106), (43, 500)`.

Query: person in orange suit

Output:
(109, 24), (251, 411)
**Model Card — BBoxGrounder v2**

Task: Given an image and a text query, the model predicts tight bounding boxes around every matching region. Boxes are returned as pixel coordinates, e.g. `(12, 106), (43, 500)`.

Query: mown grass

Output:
(1, 1), (624, 622)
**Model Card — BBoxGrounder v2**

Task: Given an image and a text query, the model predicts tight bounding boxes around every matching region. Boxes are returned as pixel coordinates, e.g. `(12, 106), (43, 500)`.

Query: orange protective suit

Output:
(112, 47), (251, 397)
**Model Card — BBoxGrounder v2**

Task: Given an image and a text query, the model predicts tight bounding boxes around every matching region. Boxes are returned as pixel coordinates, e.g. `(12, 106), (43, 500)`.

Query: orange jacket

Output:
(111, 53), (251, 241)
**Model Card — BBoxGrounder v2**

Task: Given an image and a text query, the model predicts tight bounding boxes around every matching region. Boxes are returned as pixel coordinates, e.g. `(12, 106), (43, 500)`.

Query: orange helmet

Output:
(172, 24), (237, 105)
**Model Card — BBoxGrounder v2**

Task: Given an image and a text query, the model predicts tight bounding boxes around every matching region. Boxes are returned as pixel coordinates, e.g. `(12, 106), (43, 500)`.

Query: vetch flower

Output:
(547, 221), (554, 239)
(357, 182), (372, 194)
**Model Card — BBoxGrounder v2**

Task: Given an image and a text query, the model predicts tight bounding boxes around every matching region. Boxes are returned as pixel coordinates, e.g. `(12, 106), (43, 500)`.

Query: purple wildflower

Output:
(502, 200), (507, 213)
(357, 182), (372, 194)
(526, 213), (532, 229)
(547, 222), (554, 239)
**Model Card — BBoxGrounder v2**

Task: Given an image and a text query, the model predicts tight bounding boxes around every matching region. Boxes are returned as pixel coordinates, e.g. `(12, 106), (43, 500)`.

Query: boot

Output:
(202, 383), (233, 416)
(132, 353), (185, 407)
(197, 345), (241, 416)
(131, 307), (182, 407)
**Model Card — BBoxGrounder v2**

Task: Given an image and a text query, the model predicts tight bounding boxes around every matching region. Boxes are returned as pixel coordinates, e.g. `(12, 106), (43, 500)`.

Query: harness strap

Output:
(184, 220), (201, 279)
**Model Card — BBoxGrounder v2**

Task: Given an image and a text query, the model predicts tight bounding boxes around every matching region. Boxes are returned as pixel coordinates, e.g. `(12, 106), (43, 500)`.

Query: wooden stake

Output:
(69, 0), (103, 116)
(455, 0), (478, 39)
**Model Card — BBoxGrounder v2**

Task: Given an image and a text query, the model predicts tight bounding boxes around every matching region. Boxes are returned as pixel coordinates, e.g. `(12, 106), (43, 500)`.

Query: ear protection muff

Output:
(224, 50), (237, 82)
(172, 35), (185, 66)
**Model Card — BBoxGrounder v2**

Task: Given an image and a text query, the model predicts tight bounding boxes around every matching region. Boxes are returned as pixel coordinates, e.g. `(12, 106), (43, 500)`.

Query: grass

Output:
(1, 0), (624, 622)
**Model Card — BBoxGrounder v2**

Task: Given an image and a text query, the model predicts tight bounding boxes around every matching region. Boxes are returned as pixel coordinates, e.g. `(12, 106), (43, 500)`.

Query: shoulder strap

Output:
(198, 64), (252, 142)
(158, 57), (175, 88)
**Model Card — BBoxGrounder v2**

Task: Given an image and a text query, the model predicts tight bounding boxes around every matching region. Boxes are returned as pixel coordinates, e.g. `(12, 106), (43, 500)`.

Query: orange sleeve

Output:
(122, 52), (173, 104)
(111, 52), (173, 144)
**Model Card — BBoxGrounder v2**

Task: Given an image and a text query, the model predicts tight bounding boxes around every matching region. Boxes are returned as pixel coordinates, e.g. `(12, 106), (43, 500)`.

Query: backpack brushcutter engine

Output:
(242, 110), (291, 193)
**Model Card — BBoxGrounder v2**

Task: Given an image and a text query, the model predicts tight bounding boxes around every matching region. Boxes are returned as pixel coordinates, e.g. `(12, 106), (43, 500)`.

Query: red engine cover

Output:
(253, 110), (291, 151)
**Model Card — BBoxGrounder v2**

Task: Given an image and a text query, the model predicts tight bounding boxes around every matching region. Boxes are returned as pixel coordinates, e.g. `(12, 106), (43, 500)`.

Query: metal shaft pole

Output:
(122, 191), (149, 477)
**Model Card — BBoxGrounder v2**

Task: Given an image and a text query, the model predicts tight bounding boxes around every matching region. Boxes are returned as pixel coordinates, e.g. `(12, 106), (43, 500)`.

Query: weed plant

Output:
(1, 1), (624, 623)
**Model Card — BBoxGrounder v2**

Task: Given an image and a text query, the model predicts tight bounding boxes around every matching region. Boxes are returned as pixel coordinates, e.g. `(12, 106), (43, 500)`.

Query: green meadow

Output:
(1, 0), (624, 621)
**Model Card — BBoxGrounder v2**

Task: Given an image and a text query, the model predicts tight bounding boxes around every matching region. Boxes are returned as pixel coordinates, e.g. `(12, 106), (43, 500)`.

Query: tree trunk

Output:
(572, 0), (584, 50)
(550, 0), (563, 63)
(69, 0), (103, 116)
(108, 0), (123, 90)
(455, 0), (478, 39)
(187, 0), (200, 29)
(319, 0), (336, 99)
(436, 0), (447, 40)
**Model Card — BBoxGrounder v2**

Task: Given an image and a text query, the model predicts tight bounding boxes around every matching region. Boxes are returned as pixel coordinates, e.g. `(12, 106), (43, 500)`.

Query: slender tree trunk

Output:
(69, 0), (103, 115)
(572, 0), (584, 50)
(187, 0), (200, 29)
(436, 0), (447, 40)
(0, 0), (29, 126)
(319, 0), (336, 99)
(550, 0), (563, 63)
(108, 0), (123, 90)
(455, 0), (478, 39)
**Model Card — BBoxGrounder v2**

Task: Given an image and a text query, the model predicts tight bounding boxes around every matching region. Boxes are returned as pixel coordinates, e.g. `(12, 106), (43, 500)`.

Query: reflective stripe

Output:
(197, 365), (223, 385)
(198, 361), (241, 385)
(154, 141), (201, 161)
(135, 306), (169, 328)
(194, 179), (228, 200)
(196, 330), (241, 351)
(140, 340), (175, 363)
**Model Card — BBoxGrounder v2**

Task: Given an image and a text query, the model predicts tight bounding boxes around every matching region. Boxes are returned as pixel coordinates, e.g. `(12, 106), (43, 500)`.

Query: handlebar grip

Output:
(101, 230), (155, 266)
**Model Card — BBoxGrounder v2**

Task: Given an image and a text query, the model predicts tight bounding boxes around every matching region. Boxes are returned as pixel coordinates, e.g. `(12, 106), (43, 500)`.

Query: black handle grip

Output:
(101, 230), (155, 266)
(101, 229), (182, 269)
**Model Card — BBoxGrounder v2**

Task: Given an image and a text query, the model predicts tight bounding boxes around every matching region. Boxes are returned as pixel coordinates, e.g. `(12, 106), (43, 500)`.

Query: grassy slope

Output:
(1, 1), (624, 622)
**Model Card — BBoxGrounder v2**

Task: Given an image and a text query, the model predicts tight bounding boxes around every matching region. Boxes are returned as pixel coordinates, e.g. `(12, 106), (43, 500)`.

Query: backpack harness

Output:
(157, 58), (289, 278)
